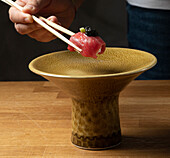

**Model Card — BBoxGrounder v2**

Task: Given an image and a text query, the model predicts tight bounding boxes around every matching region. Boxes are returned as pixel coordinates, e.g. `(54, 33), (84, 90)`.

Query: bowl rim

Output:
(29, 47), (157, 79)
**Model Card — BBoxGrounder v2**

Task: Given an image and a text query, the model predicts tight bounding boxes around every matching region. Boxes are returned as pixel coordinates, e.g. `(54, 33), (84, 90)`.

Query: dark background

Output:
(0, 0), (127, 81)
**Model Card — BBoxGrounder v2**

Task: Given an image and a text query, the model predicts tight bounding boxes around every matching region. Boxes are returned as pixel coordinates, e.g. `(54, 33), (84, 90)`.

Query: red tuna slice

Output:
(67, 32), (106, 59)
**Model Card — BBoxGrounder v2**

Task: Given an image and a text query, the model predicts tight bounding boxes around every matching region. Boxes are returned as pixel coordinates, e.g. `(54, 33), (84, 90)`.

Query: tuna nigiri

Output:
(68, 26), (106, 59)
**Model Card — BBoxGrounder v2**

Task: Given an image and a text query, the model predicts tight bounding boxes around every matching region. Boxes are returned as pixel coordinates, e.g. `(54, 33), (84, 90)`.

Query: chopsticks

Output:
(39, 16), (75, 36)
(0, 0), (82, 52)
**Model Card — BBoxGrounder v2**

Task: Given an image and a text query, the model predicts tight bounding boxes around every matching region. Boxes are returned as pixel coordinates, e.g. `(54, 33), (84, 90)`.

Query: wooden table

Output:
(0, 80), (169, 157)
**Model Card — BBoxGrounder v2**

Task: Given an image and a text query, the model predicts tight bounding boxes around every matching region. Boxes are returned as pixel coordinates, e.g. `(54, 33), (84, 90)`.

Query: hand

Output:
(9, 0), (76, 42)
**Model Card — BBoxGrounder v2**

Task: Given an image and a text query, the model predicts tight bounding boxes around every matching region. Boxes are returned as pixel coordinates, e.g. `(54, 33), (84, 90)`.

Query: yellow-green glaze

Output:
(29, 47), (157, 150)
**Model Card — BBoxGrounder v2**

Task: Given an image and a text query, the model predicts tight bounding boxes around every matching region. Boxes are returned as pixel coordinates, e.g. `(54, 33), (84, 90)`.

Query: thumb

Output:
(22, 0), (50, 14)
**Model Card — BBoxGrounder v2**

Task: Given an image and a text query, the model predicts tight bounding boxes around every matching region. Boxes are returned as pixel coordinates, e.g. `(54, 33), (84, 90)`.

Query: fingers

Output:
(9, 7), (33, 24)
(27, 16), (59, 42)
(28, 28), (57, 42)
(14, 22), (41, 35)
(9, 0), (51, 23)
(9, 0), (33, 24)
(46, 16), (60, 25)
(9, 0), (59, 43)
(22, 0), (51, 14)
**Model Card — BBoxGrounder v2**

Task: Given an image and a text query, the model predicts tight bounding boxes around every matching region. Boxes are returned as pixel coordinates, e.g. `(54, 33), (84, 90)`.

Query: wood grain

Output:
(0, 80), (169, 157)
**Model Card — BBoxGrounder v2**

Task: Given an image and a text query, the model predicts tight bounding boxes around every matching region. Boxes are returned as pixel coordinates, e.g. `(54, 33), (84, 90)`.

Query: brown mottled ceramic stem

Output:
(71, 95), (121, 149)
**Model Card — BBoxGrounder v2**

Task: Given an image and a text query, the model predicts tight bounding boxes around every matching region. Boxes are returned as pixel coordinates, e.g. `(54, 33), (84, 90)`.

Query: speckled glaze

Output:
(29, 48), (157, 150)
(71, 95), (121, 149)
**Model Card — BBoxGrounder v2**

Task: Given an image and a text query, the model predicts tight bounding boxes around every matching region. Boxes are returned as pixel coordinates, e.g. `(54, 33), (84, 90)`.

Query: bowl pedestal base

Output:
(71, 95), (121, 150)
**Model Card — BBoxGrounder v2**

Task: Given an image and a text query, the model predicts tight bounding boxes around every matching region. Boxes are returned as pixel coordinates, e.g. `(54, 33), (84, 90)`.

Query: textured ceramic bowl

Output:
(29, 47), (157, 150)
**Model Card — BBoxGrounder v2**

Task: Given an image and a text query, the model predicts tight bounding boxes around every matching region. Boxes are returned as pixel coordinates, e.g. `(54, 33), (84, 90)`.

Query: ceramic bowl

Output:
(29, 47), (157, 150)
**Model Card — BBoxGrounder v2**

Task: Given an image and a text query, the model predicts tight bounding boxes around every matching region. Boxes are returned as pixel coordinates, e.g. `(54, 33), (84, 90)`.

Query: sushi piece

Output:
(67, 26), (106, 59)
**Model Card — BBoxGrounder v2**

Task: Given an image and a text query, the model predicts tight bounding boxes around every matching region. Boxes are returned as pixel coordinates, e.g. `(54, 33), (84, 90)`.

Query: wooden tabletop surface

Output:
(0, 80), (170, 158)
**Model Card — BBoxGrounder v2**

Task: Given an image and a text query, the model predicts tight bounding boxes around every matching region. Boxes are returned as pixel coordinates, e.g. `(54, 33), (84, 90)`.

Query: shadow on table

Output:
(115, 128), (170, 155)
